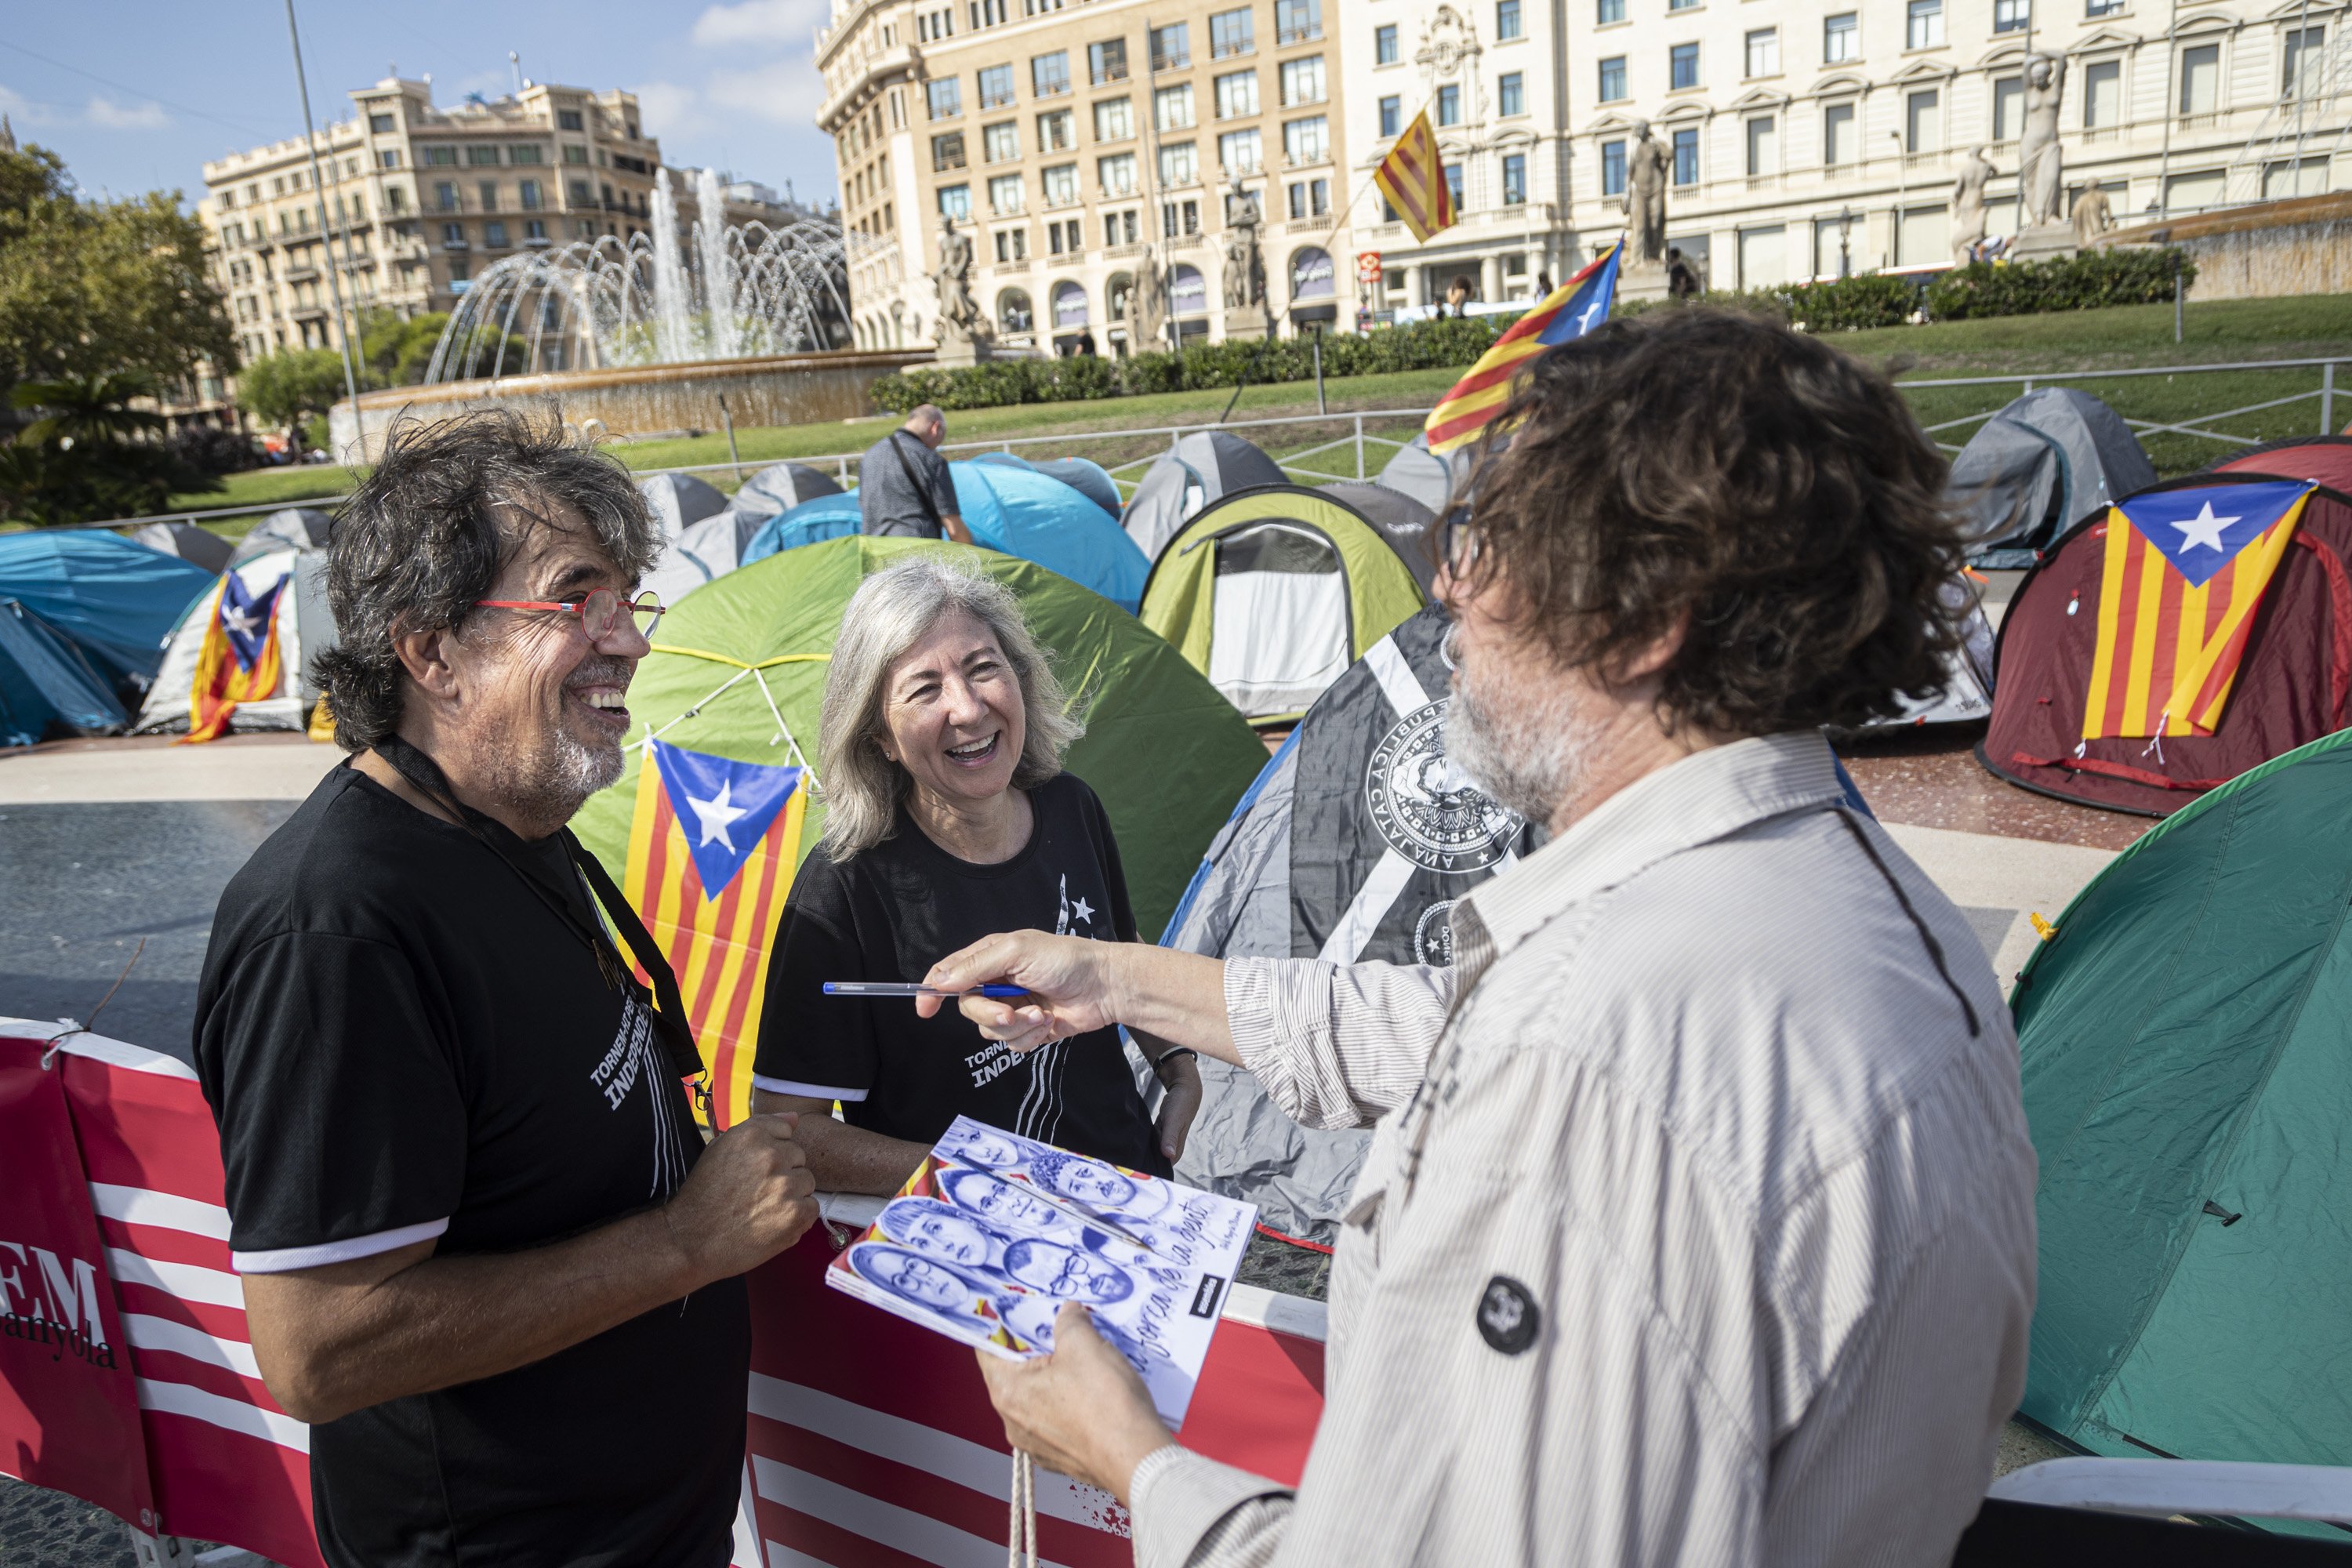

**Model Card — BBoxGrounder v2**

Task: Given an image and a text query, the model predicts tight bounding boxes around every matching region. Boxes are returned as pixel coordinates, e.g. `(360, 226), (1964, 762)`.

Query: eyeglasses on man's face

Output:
(474, 588), (666, 643)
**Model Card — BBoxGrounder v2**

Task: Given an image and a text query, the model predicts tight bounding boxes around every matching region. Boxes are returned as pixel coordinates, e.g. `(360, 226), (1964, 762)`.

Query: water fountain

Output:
(332, 172), (920, 459)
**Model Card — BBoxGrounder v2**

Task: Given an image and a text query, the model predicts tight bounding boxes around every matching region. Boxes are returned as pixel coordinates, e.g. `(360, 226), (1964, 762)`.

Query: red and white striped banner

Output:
(0, 1024), (1327, 1567)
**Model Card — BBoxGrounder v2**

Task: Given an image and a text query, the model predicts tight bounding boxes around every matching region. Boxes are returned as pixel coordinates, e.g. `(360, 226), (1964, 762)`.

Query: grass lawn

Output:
(150, 293), (2352, 532)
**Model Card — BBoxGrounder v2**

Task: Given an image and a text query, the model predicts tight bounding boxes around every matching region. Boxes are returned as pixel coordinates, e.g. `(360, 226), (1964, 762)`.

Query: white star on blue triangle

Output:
(2118, 480), (2316, 589)
(648, 738), (803, 898)
(217, 572), (288, 670)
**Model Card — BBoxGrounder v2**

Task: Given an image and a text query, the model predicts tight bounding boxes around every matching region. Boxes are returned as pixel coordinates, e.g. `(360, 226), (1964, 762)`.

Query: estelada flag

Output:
(2083, 479), (2319, 739)
(1373, 108), (1454, 243)
(623, 737), (807, 1128)
(180, 572), (286, 745)
(1425, 242), (1623, 456)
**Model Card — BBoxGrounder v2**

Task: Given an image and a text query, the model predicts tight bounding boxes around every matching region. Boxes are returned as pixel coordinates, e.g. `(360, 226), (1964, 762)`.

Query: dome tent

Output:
(1138, 483), (1429, 725)
(0, 528), (217, 701)
(229, 506), (333, 567)
(0, 599), (129, 746)
(135, 548), (336, 736)
(730, 461), (844, 521)
(130, 521), (234, 575)
(742, 494), (862, 563)
(971, 452), (1123, 521)
(1163, 604), (1537, 1240)
(1120, 431), (1289, 561)
(638, 472), (731, 538)
(1315, 481), (1441, 596)
(1979, 470), (2352, 814)
(2208, 434), (2352, 492)
(1374, 430), (1476, 518)
(1949, 388), (2155, 568)
(2014, 726), (2352, 1504)
(570, 535), (1269, 1130)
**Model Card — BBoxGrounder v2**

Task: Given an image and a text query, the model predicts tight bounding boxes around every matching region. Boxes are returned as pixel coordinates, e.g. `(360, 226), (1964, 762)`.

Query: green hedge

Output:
(1925, 247), (2196, 320)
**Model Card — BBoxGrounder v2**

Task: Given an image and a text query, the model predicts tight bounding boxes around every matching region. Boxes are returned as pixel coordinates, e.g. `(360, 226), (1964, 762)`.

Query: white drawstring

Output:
(1007, 1450), (1039, 1568)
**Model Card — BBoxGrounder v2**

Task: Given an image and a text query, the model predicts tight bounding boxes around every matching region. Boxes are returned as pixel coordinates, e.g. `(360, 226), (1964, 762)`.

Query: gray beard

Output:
(474, 659), (630, 832)
(1445, 641), (1588, 829)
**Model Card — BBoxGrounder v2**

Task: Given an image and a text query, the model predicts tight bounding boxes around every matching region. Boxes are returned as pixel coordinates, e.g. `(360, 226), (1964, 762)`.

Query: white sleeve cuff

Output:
(232, 1217), (449, 1274)
(751, 1074), (869, 1102)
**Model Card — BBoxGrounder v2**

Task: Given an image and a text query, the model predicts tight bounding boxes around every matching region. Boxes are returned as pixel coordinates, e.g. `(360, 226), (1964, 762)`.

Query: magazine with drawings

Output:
(825, 1116), (1258, 1428)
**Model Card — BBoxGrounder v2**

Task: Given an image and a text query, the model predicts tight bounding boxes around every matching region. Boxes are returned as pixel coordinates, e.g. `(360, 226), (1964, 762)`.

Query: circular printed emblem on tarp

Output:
(1366, 699), (1521, 873)
(1412, 899), (1458, 965)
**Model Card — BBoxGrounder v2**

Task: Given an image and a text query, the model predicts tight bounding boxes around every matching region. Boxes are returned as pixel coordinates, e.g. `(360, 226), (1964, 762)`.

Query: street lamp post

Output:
(1837, 205), (1856, 278)
(1888, 131), (1907, 268)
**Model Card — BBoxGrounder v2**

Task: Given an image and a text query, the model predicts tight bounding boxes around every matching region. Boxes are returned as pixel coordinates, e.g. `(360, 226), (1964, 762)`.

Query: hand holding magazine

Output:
(825, 1116), (1257, 1427)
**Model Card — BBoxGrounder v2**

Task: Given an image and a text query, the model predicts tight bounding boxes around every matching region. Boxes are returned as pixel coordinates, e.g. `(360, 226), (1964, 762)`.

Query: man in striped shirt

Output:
(924, 310), (2038, 1566)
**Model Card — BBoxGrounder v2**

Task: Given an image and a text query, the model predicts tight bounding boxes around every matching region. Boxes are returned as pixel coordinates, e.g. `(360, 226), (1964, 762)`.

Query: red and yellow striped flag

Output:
(1425, 243), (1623, 455)
(624, 738), (809, 1128)
(1373, 108), (1454, 243)
(181, 571), (286, 745)
(2082, 481), (2318, 739)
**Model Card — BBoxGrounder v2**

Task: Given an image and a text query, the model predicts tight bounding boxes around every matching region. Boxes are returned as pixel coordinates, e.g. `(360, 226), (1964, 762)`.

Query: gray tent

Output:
(638, 473), (731, 538)
(1374, 432), (1475, 517)
(642, 507), (771, 607)
(1163, 604), (1537, 1240)
(1318, 481), (1440, 595)
(730, 461), (844, 521)
(1120, 431), (1288, 561)
(1951, 388), (2155, 568)
(229, 507), (333, 567)
(129, 521), (234, 575)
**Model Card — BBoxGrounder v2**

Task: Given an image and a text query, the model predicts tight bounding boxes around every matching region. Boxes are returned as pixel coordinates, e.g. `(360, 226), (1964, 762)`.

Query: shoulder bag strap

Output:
(886, 431), (949, 535)
(563, 829), (705, 1083)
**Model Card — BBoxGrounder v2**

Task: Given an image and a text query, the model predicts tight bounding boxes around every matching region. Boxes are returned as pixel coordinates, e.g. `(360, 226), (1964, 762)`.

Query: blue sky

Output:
(0, 0), (839, 211)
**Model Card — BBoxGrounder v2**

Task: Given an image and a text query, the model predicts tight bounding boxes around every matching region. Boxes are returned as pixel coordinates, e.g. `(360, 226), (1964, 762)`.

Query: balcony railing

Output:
(1276, 24), (1322, 44)
(1151, 50), (1189, 72)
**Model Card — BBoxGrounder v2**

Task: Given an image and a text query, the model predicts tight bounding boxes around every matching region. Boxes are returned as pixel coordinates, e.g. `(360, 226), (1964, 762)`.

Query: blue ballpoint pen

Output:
(821, 982), (1031, 999)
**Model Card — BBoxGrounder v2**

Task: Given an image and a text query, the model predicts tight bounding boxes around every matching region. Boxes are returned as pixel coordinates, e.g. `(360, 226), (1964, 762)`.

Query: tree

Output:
(236, 348), (351, 446)
(0, 372), (214, 525)
(359, 308), (454, 386)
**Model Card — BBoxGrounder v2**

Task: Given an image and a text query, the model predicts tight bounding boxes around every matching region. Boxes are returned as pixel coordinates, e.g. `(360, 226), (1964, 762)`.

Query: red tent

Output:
(1979, 463), (2352, 815)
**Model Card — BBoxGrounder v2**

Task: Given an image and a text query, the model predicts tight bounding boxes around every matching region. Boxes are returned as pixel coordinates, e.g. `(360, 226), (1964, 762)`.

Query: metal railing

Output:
(33, 355), (2352, 535)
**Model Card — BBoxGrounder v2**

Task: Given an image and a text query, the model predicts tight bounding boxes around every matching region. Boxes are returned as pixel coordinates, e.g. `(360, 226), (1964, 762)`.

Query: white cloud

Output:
(691, 0), (830, 47)
(0, 83), (62, 127)
(706, 56), (827, 123)
(84, 96), (170, 131)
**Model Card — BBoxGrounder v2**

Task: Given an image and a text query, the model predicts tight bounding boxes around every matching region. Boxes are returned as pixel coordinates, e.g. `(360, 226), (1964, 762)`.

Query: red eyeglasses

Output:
(475, 588), (666, 642)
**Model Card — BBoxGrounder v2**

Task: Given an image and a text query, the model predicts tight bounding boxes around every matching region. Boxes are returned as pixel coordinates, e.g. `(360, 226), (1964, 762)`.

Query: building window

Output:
(1156, 83), (1196, 130)
(1048, 220), (1083, 256)
(1824, 12), (1858, 63)
(996, 230), (1029, 264)
(1598, 0), (1624, 20)
(1906, 87), (1940, 151)
(971, 0), (1009, 26)
(1497, 0), (1523, 39)
(368, 112), (396, 133)
(1083, 40), (1125, 88)
(979, 65), (1015, 108)
(435, 180), (460, 211)
(468, 145), (500, 166)
(442, 220), (466, 245)
(1443, 162), (1465, 209)
(938, 182), (972, 218)
(568, 177), (592, 204)
(1160, 140), (1199, 184)
(1599, 56), (1628, 100)
(1284, 114), (1329, 163)
(1095, 97), (1134, 140)
(1501, 152), (1526, 203)
(1105, 209), (1138, 245)
(1039, 108), (1074, 150)
(1151, 24), (1190, 71)
(1378, 95), (1401, 135)
(2085, 0), (2122, 13)
(379, 150), (401, 169)
(385, 184), (408, 212)
(425, 147), (459, 166)
(1281, 56), (1326, 105)
(1670, 42), (1700, 89)
(510, 145), (544, 165)
(2282, 26), (2326, 98)
(918, 8), (954, 40)
(1376, 24), (1399, 64)
(1994, 0), (2029, 33)
(1275, 0), (1323, 47)
(1436, 85), (1461, 125)
(1033, 51), (1070, 96)
(564, 144), (589, 164)
(934, 132), (969, 169)
(1042, 162), (1078, 204)
(1601, 138), (1627, 194)
(1671, 125), (1698, 183)
(1217, 70), (1260, 118)
(1099, 151), (1138, 194)
(1211, 8), (1255, 58)
(1288, 176), (1330, 216)
(990, 172), (1025, 213)
(2179, 42), (2222, 114)
(1907, 0), (1943, 49)
(558, 108), (585, 131)
(518, 179), (542, 209)
(1162, 197), (1202, 234)
(485, 220), (510, 249)
(1221, 127), (1265, 171)
(2083, 59), (2121, 126)
(1744, 114), (1776, 174)
(985, 121), (1020, 161)
(930, 78), (964, 118)
(1992, 75), (2024, 140)
(477, 180), (499, 211)
(1823, 100), (1855, 163)
(1498, 71), (1523, 115)
(1745, 28), (1778, 78)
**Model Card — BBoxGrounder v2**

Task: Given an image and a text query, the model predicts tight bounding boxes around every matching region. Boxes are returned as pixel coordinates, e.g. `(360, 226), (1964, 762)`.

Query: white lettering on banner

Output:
(0, 1239), (117, 1367)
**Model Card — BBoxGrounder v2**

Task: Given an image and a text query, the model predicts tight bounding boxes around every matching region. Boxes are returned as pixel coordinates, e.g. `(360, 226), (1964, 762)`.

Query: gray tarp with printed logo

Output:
(1160, 604), (1538, 1241)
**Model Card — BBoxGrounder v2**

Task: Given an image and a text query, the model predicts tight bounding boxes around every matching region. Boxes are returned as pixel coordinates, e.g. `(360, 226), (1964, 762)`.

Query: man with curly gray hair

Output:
(193, 412), (818, 1568)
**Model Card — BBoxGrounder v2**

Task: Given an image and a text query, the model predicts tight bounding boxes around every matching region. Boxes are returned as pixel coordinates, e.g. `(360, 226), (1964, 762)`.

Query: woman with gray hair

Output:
(750, 555), (1200, 1192)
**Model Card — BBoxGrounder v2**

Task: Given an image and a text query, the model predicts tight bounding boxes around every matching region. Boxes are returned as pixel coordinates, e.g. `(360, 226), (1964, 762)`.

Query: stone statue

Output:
(1126, 245), (1170, 350)
(2072, 183), (2114, 248)
(1622, 121), (1670, 267)
(1222, 179), (1265, 310)
(1953, 147), (1997, 263)
(2020, 53), (2067, 228)
(932, 216), (989, 347)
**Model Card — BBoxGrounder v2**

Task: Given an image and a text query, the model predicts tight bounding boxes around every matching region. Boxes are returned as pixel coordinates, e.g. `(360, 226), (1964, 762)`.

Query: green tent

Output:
(1138, 484), (1429, 728)
(2014, 724), (2352, 1514)
(574, 535), (1268, 1124)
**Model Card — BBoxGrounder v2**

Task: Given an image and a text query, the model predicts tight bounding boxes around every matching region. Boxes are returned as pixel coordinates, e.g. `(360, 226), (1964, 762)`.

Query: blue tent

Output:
(745, 463), (1150, 612)
(971, 452), (1123, 521)
(0, 598), (129, 746)
(0, 531), (217, 692)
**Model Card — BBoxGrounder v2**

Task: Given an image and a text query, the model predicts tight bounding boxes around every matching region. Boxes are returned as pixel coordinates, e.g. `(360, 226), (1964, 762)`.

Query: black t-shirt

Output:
(753, 771), (1167, 1175)
(192, 762), (747, 1568)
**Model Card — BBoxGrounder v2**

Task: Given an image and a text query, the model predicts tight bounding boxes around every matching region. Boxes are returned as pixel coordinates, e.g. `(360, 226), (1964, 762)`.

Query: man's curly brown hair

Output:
(1457, 307), (1965, 735)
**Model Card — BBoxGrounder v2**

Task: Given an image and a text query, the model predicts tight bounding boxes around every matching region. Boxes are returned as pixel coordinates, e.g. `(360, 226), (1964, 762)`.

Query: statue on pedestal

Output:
(2020, 53), (2068, 228)
(1222, 179), (1266, 311)
(932, 217), (991, 353)
(1127, 244), (1170, 351)
(2072, 184), (2114, 248)
(1953, 147), (1997, 263)
(1622, 121), (1670, 267)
